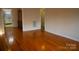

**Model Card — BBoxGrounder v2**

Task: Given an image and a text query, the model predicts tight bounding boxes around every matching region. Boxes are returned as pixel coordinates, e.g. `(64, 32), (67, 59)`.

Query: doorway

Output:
(3, 9), (13, 28)
(3, 8), (23, 50)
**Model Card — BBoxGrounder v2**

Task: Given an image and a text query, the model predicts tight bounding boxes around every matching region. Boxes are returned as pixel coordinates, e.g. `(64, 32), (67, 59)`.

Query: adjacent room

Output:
(0, 8), (79, 51)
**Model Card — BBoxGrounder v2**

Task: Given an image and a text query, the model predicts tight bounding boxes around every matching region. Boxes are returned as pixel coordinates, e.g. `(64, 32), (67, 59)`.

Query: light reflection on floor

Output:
(8, 36), (14, 45)
(0, 31), (4, 36)
(41, 45), (46, 50)
(5, 28), (14, 46)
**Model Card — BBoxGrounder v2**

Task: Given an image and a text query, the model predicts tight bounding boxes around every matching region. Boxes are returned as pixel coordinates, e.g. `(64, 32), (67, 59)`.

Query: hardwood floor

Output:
(0, 33), (8, 51)
(1, 27), (79, 51)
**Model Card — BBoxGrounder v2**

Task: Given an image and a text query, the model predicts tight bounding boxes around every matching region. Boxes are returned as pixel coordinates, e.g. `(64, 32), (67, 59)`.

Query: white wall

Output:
(22, 8), (41, 31)
(45, 9), (79, 42)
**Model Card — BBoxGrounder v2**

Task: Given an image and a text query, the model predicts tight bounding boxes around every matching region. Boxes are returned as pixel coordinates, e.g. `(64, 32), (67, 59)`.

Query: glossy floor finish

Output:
(3, 27), (79, 51)
(0, 33), (8, 51)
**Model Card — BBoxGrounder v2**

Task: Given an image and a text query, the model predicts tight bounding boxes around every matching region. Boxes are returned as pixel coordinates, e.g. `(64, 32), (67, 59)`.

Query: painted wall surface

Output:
(45, 9), (79, 41)
(22, 8), (41, 31)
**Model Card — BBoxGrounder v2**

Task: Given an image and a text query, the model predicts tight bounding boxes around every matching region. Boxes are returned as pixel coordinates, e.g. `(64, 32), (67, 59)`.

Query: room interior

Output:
(0, 8), (79, 51)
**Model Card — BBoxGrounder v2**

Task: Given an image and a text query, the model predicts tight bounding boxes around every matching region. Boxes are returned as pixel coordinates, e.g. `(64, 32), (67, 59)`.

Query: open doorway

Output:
(2, 8), (23, 50)
(3, 9), (13, 28)
(3, 8), (23, 30)
(3, 9), (14, 50)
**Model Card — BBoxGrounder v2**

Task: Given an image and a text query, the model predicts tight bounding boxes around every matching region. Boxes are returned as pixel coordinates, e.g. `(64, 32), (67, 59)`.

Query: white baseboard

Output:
(23, 28), (40, 31)
(45, 30), (79, 42)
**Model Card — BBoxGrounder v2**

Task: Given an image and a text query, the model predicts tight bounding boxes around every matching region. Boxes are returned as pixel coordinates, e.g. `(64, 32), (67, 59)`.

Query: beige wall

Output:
(45, 9), (79, 41)
(22, 8), (41, 31)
